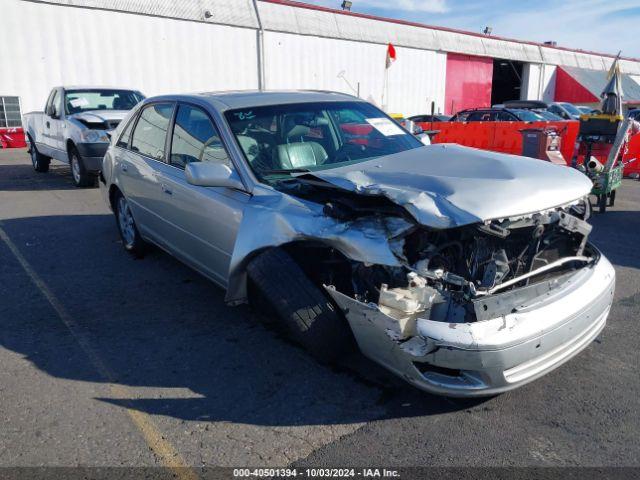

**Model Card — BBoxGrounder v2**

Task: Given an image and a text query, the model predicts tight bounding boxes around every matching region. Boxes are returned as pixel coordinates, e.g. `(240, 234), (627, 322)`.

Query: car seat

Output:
(276, 124), (328, 170)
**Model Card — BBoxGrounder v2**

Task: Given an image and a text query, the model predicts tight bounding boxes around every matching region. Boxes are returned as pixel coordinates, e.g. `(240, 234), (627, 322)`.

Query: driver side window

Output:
(170, 105), (230, 170)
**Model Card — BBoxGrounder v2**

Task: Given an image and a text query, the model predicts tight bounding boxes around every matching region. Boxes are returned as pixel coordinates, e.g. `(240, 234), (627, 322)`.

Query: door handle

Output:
(161, 184), (173, 195)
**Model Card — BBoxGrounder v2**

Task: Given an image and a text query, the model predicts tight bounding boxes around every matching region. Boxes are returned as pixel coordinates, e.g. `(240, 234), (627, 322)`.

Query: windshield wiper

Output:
(261, 168), (311, 175)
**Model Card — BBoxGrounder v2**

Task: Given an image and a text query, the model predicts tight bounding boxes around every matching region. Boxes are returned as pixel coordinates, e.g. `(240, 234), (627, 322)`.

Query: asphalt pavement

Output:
(0, 148), (638, 477)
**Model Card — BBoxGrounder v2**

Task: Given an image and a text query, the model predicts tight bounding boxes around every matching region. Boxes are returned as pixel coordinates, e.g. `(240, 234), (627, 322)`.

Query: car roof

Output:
(55, 86), (142, 91)
(145, 90), (360, 111)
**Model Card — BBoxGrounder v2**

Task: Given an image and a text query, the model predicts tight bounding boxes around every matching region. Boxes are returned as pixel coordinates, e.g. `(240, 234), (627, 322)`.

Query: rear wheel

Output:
(28, 137), (50, 173)
(246, 248), (353, 362)
(69, 147), (96, 187)
(114, 190), (147, 257)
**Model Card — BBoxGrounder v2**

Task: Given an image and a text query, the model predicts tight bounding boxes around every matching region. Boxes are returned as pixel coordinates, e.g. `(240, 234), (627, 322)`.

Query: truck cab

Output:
(24, 87), (144, 186)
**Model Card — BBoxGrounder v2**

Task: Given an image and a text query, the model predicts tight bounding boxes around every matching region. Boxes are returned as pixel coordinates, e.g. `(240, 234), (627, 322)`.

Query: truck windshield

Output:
(225, 101), (423, 180)
(64, 89), (145, 114)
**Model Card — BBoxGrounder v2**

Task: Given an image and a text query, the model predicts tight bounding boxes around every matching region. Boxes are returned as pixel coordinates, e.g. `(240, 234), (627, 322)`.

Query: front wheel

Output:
(69, 148), (96, 187)
(28, 137), (50, 173)
(114, 190), (147, 257)
(246, 248), (353, 362)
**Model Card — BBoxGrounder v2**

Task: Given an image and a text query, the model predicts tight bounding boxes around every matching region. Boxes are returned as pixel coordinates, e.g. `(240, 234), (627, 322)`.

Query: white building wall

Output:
(520, 63), (542, 100)
(3, 0), (640, 117)
(263, 32), (447, 116)
(541, 65), (558, 103)
(1, 0), (259, 113)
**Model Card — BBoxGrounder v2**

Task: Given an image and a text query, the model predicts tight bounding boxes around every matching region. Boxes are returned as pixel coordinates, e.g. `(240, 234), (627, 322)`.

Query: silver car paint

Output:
(100, 91), (615, 396)
(304, 143), (594, 229)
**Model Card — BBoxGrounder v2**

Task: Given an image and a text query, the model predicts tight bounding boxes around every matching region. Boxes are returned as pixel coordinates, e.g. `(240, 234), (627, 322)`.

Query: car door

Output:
(117, 102), (175, 241)
(152, 103), (249, 286)
(42, 89), (64, 160)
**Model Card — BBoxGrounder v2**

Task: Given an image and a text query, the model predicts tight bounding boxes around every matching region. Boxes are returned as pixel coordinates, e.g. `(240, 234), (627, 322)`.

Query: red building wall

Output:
(554, 68), (599, 103)
(444, 53), (493, 115)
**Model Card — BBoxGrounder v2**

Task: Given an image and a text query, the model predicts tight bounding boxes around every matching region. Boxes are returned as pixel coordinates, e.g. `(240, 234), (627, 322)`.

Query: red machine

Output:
(0, 127), (27, 149)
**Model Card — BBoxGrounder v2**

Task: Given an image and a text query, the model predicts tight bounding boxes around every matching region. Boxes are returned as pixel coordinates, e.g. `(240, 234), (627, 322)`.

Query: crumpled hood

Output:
(70, 110), (128, 124)
(302, 144), (593, 229)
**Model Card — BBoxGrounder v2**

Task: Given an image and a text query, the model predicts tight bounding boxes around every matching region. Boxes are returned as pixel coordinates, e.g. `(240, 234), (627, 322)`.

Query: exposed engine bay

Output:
(277, 175), (596, 339)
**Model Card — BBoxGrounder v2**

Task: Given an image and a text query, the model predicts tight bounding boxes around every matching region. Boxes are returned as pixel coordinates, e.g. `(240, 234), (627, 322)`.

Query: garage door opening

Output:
(491, 59), (523, 105)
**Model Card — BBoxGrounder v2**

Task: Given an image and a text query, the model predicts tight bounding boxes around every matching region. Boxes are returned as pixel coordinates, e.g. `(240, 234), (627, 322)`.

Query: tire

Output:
(113, 190), (147, 257)
(28, 136), (50, 173)
(246, 248), (353, 363)
(598, 194), (607, 214)
(69, 147), (96, 187)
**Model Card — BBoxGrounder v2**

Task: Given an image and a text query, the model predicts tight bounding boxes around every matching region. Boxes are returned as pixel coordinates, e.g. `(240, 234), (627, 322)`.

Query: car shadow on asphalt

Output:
(0, 163), (79, 191)
(0, 214), (487, 428)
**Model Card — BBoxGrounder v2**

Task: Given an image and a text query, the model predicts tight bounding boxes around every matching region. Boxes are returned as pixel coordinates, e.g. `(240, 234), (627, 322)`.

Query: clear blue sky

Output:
(303, 0), (640, 58)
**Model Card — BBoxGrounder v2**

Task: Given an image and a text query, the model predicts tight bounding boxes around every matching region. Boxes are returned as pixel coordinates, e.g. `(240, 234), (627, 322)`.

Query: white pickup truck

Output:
(24, 86), (144, 186)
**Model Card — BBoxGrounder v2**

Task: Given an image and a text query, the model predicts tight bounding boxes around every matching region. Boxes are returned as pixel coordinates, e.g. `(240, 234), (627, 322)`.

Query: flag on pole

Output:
(385, 43), (396, 69)
(601, 52), (623, 116)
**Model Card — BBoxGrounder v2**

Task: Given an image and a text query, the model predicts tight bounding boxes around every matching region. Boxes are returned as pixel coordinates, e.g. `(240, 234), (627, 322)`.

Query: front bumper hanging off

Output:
(326, 253), (615, 397)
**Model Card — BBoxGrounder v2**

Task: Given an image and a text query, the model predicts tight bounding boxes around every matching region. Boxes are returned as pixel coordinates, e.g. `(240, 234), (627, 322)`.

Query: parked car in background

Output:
(388, 113), (430, 144)
(548, 102), (583, 120)
(495, 101), (566, 121)
(24, 86), (145, 186)
(577, 106), (599, 115)
(450, 107), (545, 122)
(408, 114), (451, 123)
(627, 109), (640, 120)
(100, 90), (614, 397)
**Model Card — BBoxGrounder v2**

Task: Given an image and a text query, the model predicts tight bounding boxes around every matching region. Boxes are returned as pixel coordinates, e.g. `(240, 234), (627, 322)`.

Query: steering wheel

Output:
(332, 143), (365, 164)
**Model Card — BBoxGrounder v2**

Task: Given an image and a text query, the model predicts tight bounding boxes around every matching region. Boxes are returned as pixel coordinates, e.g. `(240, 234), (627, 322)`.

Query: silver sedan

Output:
(100, 91), (615, 397)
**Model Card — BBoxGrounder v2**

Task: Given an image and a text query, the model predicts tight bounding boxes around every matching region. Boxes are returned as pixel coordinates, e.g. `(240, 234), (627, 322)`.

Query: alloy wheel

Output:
(117, 196), (136, 247)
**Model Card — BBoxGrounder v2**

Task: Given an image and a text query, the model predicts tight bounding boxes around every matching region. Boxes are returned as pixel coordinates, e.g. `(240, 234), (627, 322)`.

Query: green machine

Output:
(572, 54), (639, 213)
(575, 115), (630, 213)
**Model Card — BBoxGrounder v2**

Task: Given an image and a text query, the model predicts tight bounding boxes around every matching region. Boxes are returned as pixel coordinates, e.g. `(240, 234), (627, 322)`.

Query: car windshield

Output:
(225, 101), (423, 180)
(560, 103), (582, 116)
(534, 109), (563, 120)
(65, 89), (145, 114)
(511, 109), (544, 121)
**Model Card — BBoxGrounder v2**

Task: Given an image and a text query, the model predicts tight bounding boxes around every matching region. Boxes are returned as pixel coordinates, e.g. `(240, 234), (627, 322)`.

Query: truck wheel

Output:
(246, 248), (353, 363)
(69, 147), (95, 187)
(113, 190), (147, 257)
(28, 137), (50, 173)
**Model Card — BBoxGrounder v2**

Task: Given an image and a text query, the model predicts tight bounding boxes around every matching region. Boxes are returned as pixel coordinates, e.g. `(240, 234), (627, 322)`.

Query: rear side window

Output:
(495, 111), (516, 121)
(116, 116), (135, 149)
(130, 103), (174, 160)
(467, 111), (493, 121)
(170, 104), (230, 169)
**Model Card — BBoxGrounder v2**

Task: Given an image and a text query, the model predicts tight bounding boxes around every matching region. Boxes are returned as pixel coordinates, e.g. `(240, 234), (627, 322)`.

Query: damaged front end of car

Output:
(318, 195), (615, 395)
(229, 148), (616, 396)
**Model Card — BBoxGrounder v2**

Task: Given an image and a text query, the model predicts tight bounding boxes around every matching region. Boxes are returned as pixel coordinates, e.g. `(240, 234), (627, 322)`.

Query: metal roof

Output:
(560, 66), (640, 103)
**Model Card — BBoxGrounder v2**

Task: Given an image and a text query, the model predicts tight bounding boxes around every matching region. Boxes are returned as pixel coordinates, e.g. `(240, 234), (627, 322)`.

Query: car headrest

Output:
(286, 124), (310, 141)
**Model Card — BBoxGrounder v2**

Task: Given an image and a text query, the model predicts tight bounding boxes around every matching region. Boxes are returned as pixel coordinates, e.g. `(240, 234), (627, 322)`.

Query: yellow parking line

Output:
(0, 225), (199, 480)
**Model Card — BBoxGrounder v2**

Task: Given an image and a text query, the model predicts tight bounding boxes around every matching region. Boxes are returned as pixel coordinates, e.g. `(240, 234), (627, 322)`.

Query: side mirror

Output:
(185, 162), (244, 190)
